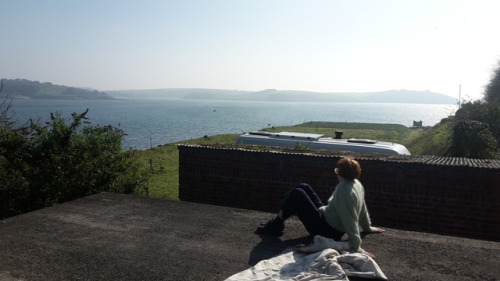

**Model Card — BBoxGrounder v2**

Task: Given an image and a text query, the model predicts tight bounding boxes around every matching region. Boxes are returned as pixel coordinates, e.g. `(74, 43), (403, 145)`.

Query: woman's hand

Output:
(362, 250), (376, 259)
(369, 226), (385, 234)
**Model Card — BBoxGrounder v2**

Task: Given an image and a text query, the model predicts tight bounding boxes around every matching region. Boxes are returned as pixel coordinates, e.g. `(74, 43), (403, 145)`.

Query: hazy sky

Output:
(2, 0), (500, 100)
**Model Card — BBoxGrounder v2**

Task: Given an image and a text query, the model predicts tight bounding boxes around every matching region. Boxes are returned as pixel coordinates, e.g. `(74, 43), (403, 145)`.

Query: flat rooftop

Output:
(1, 193), (499, 281)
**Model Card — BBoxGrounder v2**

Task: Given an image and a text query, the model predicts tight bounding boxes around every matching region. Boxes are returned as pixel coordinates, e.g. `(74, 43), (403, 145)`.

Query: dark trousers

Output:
(280, 183), (344, 240)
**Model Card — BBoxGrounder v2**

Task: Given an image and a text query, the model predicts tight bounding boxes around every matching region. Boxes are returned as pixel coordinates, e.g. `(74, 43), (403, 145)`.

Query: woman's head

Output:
(335, 157), (362, 180)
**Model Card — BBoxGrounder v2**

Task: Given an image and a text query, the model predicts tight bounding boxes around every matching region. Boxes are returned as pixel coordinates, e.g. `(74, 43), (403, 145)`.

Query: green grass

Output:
(134, 134), (239, 199)
(405, 117), (454, 155)
(133, 121), (453, 201)
(266, 121), (418, 146)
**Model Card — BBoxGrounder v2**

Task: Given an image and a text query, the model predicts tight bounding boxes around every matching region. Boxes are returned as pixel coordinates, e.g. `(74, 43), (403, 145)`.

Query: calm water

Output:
(8, 99), (458, 150)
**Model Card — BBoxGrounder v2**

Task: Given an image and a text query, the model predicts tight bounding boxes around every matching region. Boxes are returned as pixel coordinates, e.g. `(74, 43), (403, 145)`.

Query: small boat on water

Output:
(236, 131), (411, 155)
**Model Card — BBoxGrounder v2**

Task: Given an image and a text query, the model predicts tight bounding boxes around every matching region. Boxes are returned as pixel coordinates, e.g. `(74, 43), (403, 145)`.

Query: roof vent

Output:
(335, 131), (343, 139)
(249, 131), (272, 136)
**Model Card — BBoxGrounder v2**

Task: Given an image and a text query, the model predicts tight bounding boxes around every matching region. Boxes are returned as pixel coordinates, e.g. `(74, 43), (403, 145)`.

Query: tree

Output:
(450, 119), (497, 158)
(484, 60), (500, 104)
(0, 105), (148, 219)
(455, 100), (500, 141)
(449, 60), (500, 159)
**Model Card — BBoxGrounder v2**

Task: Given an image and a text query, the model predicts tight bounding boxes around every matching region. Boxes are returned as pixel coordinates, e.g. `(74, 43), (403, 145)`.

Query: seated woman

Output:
(255, 157), (384, 258)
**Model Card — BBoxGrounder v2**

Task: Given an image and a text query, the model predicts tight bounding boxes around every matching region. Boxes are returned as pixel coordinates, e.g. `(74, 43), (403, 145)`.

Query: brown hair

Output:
(335, 157), (362, 180)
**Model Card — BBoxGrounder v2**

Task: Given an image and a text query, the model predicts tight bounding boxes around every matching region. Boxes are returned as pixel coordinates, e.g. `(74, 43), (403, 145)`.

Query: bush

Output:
(450, 119), (498, 159)
(0, 107), (148, 219)
(455, 100), (500, 140)
(447, 61), (500, 159)
(451, 99), (500, 159)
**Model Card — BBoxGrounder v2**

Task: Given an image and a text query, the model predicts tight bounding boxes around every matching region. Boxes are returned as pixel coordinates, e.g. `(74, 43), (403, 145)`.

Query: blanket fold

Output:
(224, 235), (387, 281)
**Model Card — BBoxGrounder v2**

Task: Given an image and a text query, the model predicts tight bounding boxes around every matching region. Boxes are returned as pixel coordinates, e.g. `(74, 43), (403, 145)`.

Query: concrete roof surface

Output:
(0, 193), (499, 281)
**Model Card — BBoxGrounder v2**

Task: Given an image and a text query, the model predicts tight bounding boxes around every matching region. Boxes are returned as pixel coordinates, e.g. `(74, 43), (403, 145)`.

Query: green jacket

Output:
(320, 179), (372, 252)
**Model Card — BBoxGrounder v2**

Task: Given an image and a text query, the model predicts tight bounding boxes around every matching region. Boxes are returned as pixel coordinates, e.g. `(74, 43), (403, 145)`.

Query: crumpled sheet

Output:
(224, 235), (387, 281)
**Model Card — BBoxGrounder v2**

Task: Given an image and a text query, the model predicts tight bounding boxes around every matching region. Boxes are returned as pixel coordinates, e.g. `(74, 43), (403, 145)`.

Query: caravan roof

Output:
(236, 131), (411, 155)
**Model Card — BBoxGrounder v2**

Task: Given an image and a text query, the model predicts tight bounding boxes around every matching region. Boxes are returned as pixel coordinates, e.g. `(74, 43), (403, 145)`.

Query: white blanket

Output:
(224, 236), (387, 281)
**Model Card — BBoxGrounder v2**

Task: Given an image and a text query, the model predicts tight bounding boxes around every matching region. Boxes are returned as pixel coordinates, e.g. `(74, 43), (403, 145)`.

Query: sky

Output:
(1, 0), (500, 101)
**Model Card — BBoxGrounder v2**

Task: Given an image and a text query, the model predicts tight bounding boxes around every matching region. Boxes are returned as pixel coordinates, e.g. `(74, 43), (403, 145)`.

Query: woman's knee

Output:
(296, 183), (313, 192)
(290, 186), (309, 198)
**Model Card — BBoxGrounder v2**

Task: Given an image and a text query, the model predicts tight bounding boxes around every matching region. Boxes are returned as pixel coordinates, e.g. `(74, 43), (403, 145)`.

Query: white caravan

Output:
(236, 131), (411, 155)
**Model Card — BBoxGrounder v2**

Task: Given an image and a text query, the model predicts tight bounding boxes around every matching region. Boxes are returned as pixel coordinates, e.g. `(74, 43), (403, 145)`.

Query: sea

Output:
(7, 98), (458, 150)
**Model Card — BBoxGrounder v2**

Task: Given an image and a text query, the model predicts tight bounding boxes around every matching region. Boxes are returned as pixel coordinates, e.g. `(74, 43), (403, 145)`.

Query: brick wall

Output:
(178, 145), (500, 241)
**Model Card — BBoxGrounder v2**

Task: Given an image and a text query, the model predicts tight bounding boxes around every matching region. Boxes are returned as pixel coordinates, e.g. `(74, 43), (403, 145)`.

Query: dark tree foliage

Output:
(1, 78), (41, 96)
(484, 61), (500, 104)
(449, 61), (500, 159)
(0, 78), (113, 100)
(455, 100), (500, 141)
(450, 119), (497, 158)
(0, 105), (147, 219)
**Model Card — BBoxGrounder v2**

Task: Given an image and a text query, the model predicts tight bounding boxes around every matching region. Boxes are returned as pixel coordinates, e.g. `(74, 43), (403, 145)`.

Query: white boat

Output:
(236, 131), (411, 155)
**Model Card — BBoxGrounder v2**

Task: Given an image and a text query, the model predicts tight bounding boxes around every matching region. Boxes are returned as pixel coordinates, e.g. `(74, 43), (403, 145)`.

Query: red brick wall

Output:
(178, 145), (500, 241)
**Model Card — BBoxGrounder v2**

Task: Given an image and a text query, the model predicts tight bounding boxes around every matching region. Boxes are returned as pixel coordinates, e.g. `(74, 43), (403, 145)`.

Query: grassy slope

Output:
(266, 122), (421, 147)
(134, 121), (434, 200)
(134, 134), (239, 199)
(405, 117), (454, 155)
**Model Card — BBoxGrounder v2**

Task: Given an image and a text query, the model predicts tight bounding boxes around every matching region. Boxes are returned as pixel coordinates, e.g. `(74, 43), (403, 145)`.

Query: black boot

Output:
(255, 217), (284, 236)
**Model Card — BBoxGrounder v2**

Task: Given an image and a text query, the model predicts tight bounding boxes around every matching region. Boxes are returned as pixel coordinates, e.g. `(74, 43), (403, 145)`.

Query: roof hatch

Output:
(347, 138), (378, 144)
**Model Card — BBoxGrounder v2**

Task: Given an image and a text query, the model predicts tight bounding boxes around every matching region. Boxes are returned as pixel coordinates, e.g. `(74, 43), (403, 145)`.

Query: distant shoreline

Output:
(107, 88), (458, 105)
(1, 79), (458, 104)
(1, 95), (116, 101)
(0, 79), (114, 100)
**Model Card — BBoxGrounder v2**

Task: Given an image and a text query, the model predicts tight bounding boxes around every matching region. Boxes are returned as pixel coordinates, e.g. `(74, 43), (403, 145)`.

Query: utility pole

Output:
(458, 84), (461, 108)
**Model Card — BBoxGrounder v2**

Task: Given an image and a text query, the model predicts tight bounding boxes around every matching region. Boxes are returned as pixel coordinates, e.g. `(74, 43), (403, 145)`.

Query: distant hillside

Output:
(108, 88), (457, 104)
(0, 79), (114, 100)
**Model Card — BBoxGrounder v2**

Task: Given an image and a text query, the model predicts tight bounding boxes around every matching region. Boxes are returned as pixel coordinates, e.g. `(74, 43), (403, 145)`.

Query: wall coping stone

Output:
(178, 144), (500, 169)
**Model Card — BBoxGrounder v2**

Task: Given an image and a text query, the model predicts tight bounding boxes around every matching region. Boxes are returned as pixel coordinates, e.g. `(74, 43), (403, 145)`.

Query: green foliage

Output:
(134, 134), (239, 199)
(448, 61), (500, 159)
(405, 117), (454, 156)
(293, 142), (310, 151)
(0, 107), (148, 219)
(0, 78), (113, 100)
(448, 101), (500, 159)
(484, 61), (500, 104)
(455, 100), (500, 141)
(450, 119), (497, 158)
